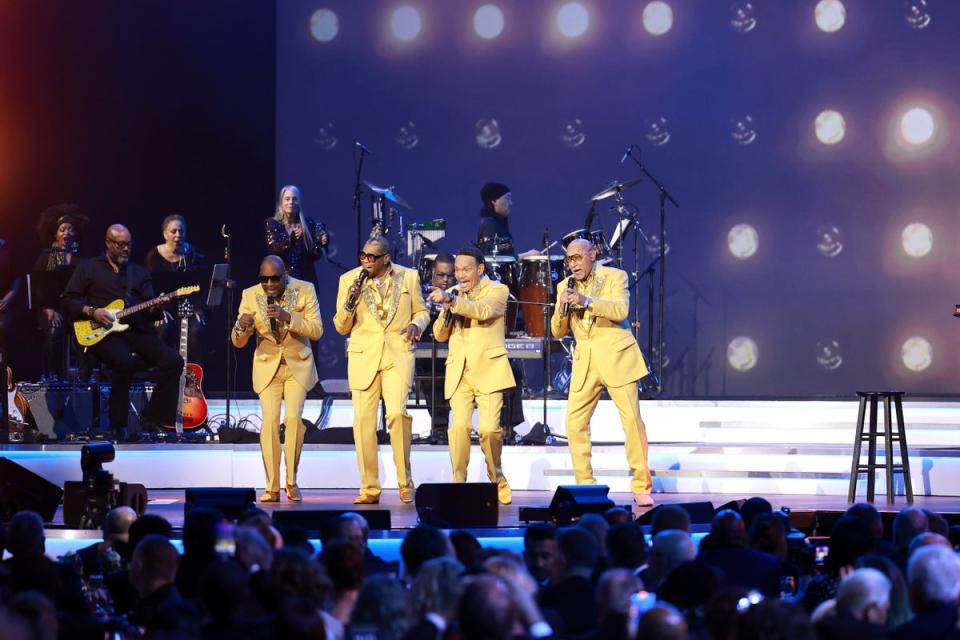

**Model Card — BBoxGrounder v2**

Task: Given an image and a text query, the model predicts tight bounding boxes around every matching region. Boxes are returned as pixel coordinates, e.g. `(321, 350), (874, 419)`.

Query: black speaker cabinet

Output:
(272, 509), (392, 533)
(635, 501), (716, 526)
(415, 483), (498, 528)
(549, 485), (615, 525)
(184, 487), (256, 521)
(0, 457), (64, 522)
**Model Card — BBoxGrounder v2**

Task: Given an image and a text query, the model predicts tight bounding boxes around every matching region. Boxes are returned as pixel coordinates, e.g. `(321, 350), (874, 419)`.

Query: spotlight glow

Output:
(310, 9), (339, 42)
(728, 224), (759, 259)
(556, 2), (589, 39)
(642, 1), (674, 36)
(473, 4), (504, 40)
(815, 0), (846, 32)
(815, 110), (846, 145)
(901, 336), (932, 372)
(901, 222), (933, 258)
(727, 337), (759, 372)
(900, 107), (935, 145)
(391, 6), (422, 41)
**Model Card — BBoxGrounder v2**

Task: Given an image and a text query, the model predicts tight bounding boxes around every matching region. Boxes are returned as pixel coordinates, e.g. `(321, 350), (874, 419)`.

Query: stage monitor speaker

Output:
(184, 488), (256, 521)
(548, 485), (615, 525)
(0, 457), (63, 523)
(272, 509), (392, 533)
(415, 483), (498, 528)
(635, 501), (716, 527)
(63, 481), (148, 528)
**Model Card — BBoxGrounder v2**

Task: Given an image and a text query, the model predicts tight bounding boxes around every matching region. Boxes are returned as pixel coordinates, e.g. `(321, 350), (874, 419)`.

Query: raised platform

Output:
(6, 398), (960, 497)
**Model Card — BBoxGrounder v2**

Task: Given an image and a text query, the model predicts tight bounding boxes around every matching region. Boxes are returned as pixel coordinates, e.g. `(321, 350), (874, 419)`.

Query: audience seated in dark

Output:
(522, 522), (559, 587)
(323, 537), (365, 627)
(738, 599), (816, 640)
(269, 547), (340, 638)
(129, 534), (199, 636)
(591, 568), (642, 640)
(176, 507), (227, 601)
(650, 505), (691, 537)
(449, 530), (483, 572)
(921, 509), (949, 537)
(538, 526), (600, 637)
(400, 525), (453, 582)
(657, 559), (724, 629)
(854, 553), (912, 629)
(607, 522), (648, 573)
(405, 556), (464, 640)
(74, 506), (137, 579)
(846, 503), (898, 559)
(892, 507), (928, 570)
(279, 524), (315, 556)
(816, 567), (892, 640)
(604, 506), (633, 526)
(321, 512), (396, 576)
(644, 529), (695, 593)
(893, 544), (960, 640)
(348, 574), (413, 640)
(697, 509), (781, 597)
(637, 601), (688, 640)
(104, 513), (173, 616)
(8, 590), (59, 640)
(200, 558), (268, 640)
(739, 496), (773, 532)
(459, 574), (517, 640)
(800, 515), (872, 612)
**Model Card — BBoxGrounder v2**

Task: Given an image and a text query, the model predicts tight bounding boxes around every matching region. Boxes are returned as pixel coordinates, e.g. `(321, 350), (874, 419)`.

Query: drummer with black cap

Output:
(477, 182), (539, 260)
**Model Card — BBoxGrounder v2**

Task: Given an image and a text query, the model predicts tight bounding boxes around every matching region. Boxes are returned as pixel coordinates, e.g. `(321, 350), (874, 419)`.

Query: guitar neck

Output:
(116, 293), (171, 319)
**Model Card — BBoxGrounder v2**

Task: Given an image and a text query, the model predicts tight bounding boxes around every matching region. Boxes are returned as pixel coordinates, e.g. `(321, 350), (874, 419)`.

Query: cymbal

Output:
(364, 181), (412, 208)
(591, 178), (642, 201)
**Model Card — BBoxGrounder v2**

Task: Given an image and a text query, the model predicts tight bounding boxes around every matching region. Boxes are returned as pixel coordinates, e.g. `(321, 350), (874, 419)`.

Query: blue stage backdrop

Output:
(277, 1), (959, 397)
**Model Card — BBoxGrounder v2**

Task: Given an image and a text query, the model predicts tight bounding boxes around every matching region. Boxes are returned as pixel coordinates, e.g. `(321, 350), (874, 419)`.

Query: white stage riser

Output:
(3, 444), (955, 498)
(211, 399), (960, 447)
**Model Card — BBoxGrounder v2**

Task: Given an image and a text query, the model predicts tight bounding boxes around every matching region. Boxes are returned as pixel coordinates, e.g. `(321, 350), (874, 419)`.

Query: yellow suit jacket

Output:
(333, 264), (430, 391)
(231, 277), (324, 394)
(434, 276), (516, 399)
(550, 264), (648, 392)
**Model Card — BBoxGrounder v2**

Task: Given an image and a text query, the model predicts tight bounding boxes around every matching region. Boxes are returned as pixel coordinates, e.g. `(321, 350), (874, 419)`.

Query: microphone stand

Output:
(352, 146), (370, 255)
(222, 226), (236, 431)
(624, 146), (679, 394)
(534, 229), (556, 443)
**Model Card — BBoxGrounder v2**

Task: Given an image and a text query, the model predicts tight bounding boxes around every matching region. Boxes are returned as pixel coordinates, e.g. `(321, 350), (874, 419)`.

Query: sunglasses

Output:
(564, 254), (586, 265)
(359, 251), (388, 262)
(259, 274), (283, 283)
(108, 239), (133, 250)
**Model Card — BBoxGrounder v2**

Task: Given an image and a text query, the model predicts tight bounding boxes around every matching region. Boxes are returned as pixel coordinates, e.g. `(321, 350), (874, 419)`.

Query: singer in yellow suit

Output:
(428, 247), (515, 505)
(551, 239), (654, 506)
(334, 237), (430, 504)
(232, 255), (324, 502)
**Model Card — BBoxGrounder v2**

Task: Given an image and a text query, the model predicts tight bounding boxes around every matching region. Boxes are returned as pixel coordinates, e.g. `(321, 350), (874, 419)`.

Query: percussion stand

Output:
(623, 146), (679, 393)
(534, 229), (557, 442)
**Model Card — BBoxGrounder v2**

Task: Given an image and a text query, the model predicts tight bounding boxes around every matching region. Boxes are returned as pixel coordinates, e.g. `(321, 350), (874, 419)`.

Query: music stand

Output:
(206, 264), (229, 308)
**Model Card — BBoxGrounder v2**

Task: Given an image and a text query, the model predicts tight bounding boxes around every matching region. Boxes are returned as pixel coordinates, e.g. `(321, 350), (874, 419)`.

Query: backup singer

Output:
(551, 239), (654, 506)
(333, 236), (429, 505)
(428, 247), (514, 505)
(61, 225), (183, 440)
(231, 255), (323, 502)
(415, 254), (456, 444)
(264, 185), (328, 282)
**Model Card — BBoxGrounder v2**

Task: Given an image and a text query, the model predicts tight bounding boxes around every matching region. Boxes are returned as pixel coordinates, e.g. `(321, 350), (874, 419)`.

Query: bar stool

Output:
(847, 391), (914, 504)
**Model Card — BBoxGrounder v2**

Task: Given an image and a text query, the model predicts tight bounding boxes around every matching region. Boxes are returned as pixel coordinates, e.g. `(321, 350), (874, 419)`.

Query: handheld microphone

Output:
(443, 289), (459, 327)
(561, 277), (575, 316)
(355, 141), (372, 155)
(346, 270), (368, 310)
(620, 144), (634, 164)
(70, 241), (79, 254)
(267, 295), (278, 336)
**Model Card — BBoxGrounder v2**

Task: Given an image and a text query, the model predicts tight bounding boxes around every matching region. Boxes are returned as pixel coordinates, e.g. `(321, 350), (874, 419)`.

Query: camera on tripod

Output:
(62, 442), (148, 529)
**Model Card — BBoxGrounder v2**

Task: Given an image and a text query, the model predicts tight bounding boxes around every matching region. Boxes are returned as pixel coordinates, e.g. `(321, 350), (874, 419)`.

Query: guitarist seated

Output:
(62, 224), (184, 441)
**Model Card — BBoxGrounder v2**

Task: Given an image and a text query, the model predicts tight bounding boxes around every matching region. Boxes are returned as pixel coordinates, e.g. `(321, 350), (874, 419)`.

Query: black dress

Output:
(264, 217), (325, 282)
(143, 246), (205, 367)
(33, 245), (79, 377)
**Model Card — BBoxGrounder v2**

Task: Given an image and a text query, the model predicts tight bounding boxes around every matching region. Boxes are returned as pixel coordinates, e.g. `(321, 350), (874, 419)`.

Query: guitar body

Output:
(73, 299), (129, 347)
(181, 362), (208, 429)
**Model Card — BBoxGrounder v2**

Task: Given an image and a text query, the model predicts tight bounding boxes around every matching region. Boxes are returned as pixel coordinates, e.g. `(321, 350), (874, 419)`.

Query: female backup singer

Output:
(33, 204), (88, 379)
(144, 214), (205, 366)
(264, 185), (329, 283)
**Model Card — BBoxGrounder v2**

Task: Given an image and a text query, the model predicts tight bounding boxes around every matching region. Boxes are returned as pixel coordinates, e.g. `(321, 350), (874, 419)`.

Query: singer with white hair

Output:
(232, 255), (323, 502)
(334, 236), (429, 505)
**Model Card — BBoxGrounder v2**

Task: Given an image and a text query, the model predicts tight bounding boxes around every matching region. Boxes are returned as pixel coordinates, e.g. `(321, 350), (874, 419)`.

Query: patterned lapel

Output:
(361, 267), (404, 328)
(575, 267), (606, 334)
(255, 284), (296, 341)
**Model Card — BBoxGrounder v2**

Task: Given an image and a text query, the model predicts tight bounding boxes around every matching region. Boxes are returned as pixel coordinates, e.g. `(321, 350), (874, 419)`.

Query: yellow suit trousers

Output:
(565, 363), (652, 495)
(351, 351), (413, 499)
(257, 361), (308, 493)
(449, 367), (511, 503)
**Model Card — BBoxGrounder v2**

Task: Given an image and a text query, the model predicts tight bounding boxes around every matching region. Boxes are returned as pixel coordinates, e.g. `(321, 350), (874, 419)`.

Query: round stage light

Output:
(644, 116), (671, 146)
(310, 9), (339, 42)
(728, 224), (759, 259)
(900, 107), (934, 145)
(474, 4), (504, 40)
(391, 6), (422, 41)
(560, 118), (586, 148)
(475, 117), (503, 149)
(394, 121), (419, 150)
(642, 1), (674, 36)
(815, 110), (846, 145)
(815, 0), (846, 33)
(556, 2), (589, 39)
(727, 337), (759, 372)
(314, 122), (338, 151)
(730, 115), (757, 145)
(902, 336), (932, 372)
(901, 222), (933, 257)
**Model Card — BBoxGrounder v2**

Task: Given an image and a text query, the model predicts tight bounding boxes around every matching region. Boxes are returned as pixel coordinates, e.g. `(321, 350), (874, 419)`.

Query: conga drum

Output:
(484, 255), (518, 334)
(518, 255), (566, 337)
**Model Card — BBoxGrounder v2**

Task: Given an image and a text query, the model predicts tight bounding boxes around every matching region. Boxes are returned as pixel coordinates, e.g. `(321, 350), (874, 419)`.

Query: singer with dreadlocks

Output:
(334, 236), (429, 505)
(232, 255), (323, 502)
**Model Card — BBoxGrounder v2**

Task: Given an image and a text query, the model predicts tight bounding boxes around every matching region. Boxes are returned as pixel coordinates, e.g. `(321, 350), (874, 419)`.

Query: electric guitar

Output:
(73, 286), (199, 347)
(167, 298), (208, 433)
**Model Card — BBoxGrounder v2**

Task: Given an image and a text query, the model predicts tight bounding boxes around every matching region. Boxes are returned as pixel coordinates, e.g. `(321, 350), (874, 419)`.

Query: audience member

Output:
(816, 567), (892, 640)
(604, 506), (633, 526)
(656, 560), (724, 629)
(739, 496), (773, 532)
(449, 530), (483, 572)
(74, 506), (137, 578)
(607, 522), (648, 573)
(323, 537), (365, 626)
(459, 574), (517, 640)
(854, 554), (912, 628)
(592, 568), (642, 640)
(650, 505), (691, 537)
(538, 527), (599, 636)
(801, 515), (872, 612)
(199, 558), (265, 640)
(522, 523), (559, 587)
(322, 512), (395, 576)
(129, 534), (197, 635)
(406, 556), (464, 640)
(637, 601), (688, 640)
(348, 574), (412, 640)
(698, 509), (781, 597)
(270, 548), (340, 640)
(400, 526), (452, 582)
(894, 544), (960, 640)
(176, 507), (226, 600)
(644, 529), (695, 592)
(892, 507), (928, 568)
(921, 509), (949, 538)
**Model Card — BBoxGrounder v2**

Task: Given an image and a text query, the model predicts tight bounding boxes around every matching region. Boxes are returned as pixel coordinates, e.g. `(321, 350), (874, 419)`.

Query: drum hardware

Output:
(483, 255), (519, 335)
(364, 181), (412, 209)
(621, 143), (680, 394)
(591, 177), (643, 201)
